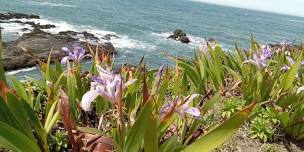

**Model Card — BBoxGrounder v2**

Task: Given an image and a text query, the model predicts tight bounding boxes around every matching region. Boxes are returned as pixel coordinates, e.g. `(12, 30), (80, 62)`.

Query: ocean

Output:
(1, 0), (304, 79)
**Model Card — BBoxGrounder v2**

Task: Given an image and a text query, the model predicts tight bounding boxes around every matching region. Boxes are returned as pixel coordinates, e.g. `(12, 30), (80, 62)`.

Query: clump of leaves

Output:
(249, 116), (274, 143)
(48, 130), (69, 152)
(221, 97), (244, 119)
(262, 143), (279, 152)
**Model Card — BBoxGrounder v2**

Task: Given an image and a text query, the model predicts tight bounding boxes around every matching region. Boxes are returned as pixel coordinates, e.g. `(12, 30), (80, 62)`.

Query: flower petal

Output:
(184, 94), (199, 106)
(81, 90), (100, 111)
(184, 107), (201, 117)
(62, 47), (71, 54)
(61, 56), (69, 64)
(280, 64), (290, 72)
(96, 65), (113, 79)
(155, 65), (165, 89)
(287, 56), (295, 65)
(297, 86), (304, 94)
(96, 85), (114, 104)
(91, 76), (105, 84)
(79, 54), (92, 62)
(242, 59), (259, 68)
(124, 79), (137, 87)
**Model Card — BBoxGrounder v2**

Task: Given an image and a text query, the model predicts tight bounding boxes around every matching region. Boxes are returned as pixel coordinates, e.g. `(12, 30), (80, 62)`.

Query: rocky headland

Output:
(0, 12), (117, 71)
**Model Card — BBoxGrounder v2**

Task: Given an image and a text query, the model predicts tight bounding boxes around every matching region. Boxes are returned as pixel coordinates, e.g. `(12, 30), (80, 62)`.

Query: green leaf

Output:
(173, 57), (201, 89)
(6, 94), (36, 140)
(144, 113), (158, 152)
(21, 99), (49, 151)
(276, 94), (299, 108)
(159, 135), (178, 152)
(44, 100), (59, 133)
(0, 97), (25, 134)
(45, 49), (53, 81)
(184, 103), (256, 152)
(10, 76), (29, 101)
(0, 34), (7, 84)
(201, 93), (221, 115)
(250, 33), (257, 51)
(0, 122), (41, 152)
(282, 55), (302, 91)
(124, 99), (154, 152)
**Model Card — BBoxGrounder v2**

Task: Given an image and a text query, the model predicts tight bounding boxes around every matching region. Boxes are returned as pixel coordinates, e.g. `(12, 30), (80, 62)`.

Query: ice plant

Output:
(160, 94), (201, 118)
(81, 65), (136, 111)
(61, 45), (91, 64)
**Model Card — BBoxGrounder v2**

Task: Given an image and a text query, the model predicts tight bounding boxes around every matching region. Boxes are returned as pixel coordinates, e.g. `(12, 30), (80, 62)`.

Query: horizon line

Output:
(188, 0), (304, 18)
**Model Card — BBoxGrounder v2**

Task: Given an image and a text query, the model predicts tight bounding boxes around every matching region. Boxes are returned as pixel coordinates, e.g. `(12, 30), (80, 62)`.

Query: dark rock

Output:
(82, 31), (99, 40)
(0, 12), (39, 20)
(168, 29), (190, 43)
(30, 27), (49, 35)
(2, 28), (117, 71)
(21, 28), (30, 31)
(100, 42), (116, 53)
(16, 21), (56, 29)
(10, 20), (24, 24)
(34, 24), (56, 29)
(59, 30), (79, 36)
(102, 34), (119, 41)
(23, 21), (36, 26)
(179, 36), (190, 43)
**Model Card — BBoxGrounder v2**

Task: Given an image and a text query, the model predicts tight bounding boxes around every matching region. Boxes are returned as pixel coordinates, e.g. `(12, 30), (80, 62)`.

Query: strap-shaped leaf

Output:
(0, 34), (6, 84)
(124, 99), (154, 152)
(184, 102), (256, 152)
(0, 121), (41, 152)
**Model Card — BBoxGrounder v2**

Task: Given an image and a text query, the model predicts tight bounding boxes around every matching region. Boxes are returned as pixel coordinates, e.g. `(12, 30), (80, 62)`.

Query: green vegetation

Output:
(0, 35), (304, 151)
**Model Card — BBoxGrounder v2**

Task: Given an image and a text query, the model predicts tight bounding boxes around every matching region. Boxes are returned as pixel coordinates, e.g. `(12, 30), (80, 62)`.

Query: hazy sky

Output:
(190, 0), (304, 17)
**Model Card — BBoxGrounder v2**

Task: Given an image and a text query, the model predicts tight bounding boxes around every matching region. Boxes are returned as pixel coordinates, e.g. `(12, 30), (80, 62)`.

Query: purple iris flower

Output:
(280, 56), (304, 73)
(262, 45), (273, 59)
(280, 40), (291, 47)
(243, 53), (267, 68)
(154, 65), (165, 90)
(61, 45), (91, 64)
(243, 46), (273, 68)
(81, 65), (137, 111)
(280, 64), (290, 72)
(160, 94), (201, 118)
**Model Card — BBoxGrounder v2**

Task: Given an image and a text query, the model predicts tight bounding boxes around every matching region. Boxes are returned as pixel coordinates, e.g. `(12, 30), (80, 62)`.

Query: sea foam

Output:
(5, 67), (37, 75)
(151, 32), (206, 47)
(3, 17), (156, 51)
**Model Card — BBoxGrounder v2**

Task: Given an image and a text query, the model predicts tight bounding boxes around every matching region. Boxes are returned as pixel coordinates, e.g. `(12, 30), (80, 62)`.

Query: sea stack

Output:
(168, 29), (190, 43)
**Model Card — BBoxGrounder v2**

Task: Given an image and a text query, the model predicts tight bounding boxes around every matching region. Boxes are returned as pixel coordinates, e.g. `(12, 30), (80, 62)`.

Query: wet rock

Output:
(35, 24), (56, 29)
(1, 12), (118, 71)
(0, 12), (39, 20)
(2, 28), (117, 71)
(100, 42), (116, 53)
(102, 34), (119, 40)
(21, 28), (30, 31)
(179, 36), (190, 43)
(168, 29), (190, 43)
(59, 30), (79, 36)
(82, 31), (99, 40)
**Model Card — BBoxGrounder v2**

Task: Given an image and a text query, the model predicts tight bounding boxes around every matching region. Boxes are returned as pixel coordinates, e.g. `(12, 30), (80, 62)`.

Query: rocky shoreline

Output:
(0, 12), (117, 71)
